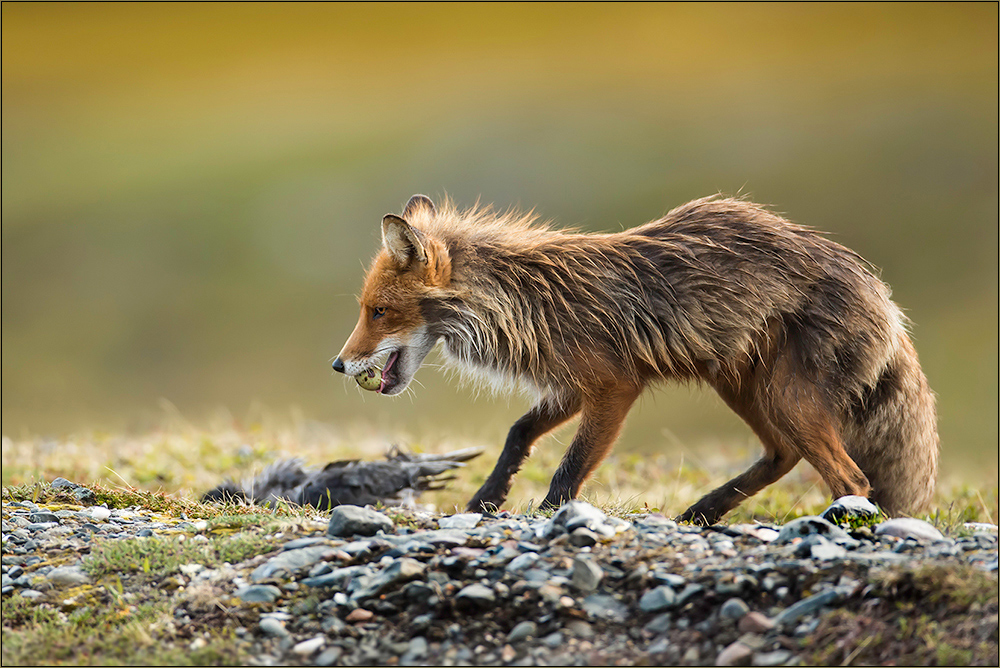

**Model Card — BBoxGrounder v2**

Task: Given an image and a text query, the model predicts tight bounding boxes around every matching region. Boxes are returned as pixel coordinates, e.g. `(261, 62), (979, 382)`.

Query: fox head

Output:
(332, 194), (452, 395)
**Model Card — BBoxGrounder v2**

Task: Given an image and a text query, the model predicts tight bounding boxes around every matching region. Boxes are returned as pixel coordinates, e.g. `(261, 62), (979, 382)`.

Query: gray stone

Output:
(651, 572), (687, 588)
(351, 558), (425, 600)
(582, 593), (628, 623)
(46, 565), (89, 587)
(508, 620), (538, 643)
(564, 619), (594, 639)
(50, 477), (77, 489)
(327, 505), (393, 537)
(964, 522), (999, 533)
(821, 495), (880, 523)
(250, 546), (337, 582)
(716, 641), (754, 666)
(401, 636), (428, 663)
(753, 650), (794, 666)
(810, 539), (848, 561)
(507, 552), (540, 572)
(644, 613), (671, 634)
(875, 518), (945, 542)
(648, 637), (671, 654)
(640, 585), (677, 612)
(29, 512), (60, 524)
(438, 513), (482, 530)
(775, 516), (851, 544)
(720, 597), (750, 619)
(314, 646), (343, 667)
(542, 632), (564, 648)
(570, 557), (603, 593)
(258, 616), (289, 637)
(675, 583), (705, 606)
(282, 537), (330, 551)
(455, 583), (495, 608)
(774, 587), (850, 627)
(543, 500), (624, 538)
(236, 584), (282, 604)
(569, 527), (599, 547)
(293, 636), (325, 656)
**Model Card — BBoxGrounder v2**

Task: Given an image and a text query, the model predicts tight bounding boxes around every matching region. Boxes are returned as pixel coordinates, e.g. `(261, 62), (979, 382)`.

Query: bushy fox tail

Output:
(844, 333), (939, 515)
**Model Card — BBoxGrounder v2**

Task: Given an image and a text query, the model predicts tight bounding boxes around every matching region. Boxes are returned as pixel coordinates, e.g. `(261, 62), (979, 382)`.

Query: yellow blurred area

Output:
(2, 3), (997, 485)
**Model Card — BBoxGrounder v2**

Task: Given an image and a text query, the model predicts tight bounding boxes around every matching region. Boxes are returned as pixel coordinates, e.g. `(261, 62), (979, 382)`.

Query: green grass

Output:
(1, 590), (249, 666)
(84, 532), (279, 582)
(806, 563), (999, 666)
(2, 421), (997, 528)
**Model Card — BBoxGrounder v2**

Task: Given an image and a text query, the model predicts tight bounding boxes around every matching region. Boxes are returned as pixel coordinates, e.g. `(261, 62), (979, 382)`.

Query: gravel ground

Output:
(2, 481), (998, 666)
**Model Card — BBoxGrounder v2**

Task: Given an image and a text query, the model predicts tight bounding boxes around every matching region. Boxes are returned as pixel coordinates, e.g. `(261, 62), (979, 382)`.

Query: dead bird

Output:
(201, 445), (483, 510)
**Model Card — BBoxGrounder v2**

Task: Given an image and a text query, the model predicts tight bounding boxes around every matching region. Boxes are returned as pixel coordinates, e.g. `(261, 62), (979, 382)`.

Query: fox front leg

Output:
(467, 398), (580, 513)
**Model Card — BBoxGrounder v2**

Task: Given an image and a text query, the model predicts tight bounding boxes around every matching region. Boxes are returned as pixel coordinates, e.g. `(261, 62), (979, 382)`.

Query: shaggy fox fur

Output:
(332, 194), (939, 524)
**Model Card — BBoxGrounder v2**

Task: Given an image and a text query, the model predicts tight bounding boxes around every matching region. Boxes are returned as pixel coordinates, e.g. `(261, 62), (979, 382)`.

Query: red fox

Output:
(332, 194), (939, 524)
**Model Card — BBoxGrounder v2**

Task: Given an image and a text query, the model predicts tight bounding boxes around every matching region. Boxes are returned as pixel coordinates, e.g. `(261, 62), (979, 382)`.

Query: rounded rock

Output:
(875, 518), (945, 542)
(639, 585), (676, 612)
(236, 585), (282, 604)
(258, 617), (288, 637)
(508, 620), (538, 643)
(327, 506), (393, 537)
(720, 597), (750, 620)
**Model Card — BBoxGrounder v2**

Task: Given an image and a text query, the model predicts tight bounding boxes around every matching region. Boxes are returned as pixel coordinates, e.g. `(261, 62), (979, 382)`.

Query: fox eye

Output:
(372, 307), (387, 320)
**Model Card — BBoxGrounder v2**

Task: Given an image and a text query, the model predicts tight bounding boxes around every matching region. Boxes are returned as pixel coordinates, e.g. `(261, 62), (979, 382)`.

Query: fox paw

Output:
(676, 504), (722, 526)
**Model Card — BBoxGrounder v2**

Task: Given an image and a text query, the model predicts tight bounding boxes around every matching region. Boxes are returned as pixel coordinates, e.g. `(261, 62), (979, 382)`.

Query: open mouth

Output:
(378, 350), (400, 394)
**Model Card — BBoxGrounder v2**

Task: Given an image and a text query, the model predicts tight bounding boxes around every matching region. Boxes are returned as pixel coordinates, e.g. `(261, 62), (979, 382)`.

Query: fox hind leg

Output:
(680, 352), (870, 525)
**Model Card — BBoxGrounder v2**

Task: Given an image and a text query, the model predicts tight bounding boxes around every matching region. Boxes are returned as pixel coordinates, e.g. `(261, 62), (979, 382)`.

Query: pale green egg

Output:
(355, 367), (381, 391)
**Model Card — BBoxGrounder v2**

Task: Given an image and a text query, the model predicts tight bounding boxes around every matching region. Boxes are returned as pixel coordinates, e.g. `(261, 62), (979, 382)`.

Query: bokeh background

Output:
(3, 4), (997, 485)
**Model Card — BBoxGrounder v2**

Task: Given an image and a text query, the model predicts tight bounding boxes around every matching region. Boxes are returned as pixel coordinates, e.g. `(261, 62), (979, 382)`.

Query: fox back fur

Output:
(332, 194), (938, 523)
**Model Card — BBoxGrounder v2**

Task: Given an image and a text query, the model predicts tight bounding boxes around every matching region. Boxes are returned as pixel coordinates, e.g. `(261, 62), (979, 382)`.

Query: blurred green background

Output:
(3, 4), (997, 480)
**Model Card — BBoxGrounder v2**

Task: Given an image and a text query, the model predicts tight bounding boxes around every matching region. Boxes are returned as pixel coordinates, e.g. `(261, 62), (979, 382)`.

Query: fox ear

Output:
(402, 194), (435, 219)
(382, 214), (427, 267)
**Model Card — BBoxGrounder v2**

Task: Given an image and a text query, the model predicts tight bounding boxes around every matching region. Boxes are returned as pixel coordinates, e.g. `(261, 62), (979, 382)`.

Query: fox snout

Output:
(331, 358), (346, 374)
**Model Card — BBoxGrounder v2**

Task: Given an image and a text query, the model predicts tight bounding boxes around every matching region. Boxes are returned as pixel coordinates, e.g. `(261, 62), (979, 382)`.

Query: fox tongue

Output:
(379, 351), (399, 393)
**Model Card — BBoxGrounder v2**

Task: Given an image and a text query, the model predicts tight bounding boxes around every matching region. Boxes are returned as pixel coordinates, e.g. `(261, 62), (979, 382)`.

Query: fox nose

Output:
(332, 357), (346, 374)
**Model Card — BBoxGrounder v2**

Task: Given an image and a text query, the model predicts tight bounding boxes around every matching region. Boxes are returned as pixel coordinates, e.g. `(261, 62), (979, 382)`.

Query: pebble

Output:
(292, 636), (325, 656)
(875, 517), (945, 542)
(821, 495), (880, 523)
(508, 620), (538, 643)
(716, 640), (754, 666)
(753, 649), (794, 666)
(738, 611), (776, 634)
(250, 546), (338, 583)
(570, 556), (603, 592)
(438, 513), (482, 530)
(314, 646), (343, 667)
(327, 505), (393, 537)
(775, 516), (851, 544)
(46, 565), (89, 587)
(774, 587), (850, 627)
(258, 617), (289, 637)
(639, 585), (676, 612)
(3, 484), (997, 667)
(455, 583), (495, 608)
(236, 584), (282, 604)
(720, 597), (750, 619)
(345, 608), (374, 623)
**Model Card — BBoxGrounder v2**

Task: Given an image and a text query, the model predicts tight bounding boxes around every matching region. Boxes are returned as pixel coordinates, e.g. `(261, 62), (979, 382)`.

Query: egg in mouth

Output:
(355, 350), (400, 393)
